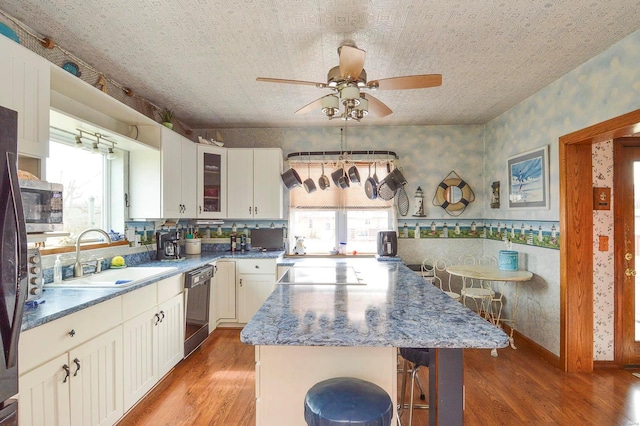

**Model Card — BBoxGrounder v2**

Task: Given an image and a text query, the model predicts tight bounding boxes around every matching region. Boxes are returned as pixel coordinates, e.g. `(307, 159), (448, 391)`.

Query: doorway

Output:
(614, 138), (640, 366)
(560, 109), (640, 372)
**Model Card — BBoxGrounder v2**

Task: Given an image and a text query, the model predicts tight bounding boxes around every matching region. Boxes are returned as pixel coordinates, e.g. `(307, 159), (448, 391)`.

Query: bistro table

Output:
(446, 264), (533, 357)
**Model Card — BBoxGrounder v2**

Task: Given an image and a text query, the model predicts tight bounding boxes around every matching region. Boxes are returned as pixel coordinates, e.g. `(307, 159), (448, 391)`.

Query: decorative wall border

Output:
(397, 219), (560, 250)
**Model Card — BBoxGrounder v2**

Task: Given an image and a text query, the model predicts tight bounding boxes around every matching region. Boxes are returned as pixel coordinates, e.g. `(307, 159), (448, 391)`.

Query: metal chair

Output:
(429, 258), (461, 301)
(397, 348), (429, 426)
(459, 255), (494, 318)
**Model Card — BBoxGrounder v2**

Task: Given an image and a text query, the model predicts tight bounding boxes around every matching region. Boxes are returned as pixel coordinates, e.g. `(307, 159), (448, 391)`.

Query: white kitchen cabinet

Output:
(19, 326), (123, 426)
(236, 259), (277, 324)
(129, 128), (197, 219)
(197, 145), (227, 218)
(211, 260), (237, 329)
(122, 279), (184, 411)
(0, 35), (50, 159)
(227, 148), (283, 219)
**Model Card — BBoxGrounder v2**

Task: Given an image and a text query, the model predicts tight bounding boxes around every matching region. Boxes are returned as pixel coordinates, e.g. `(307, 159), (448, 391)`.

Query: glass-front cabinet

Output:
(197, 145), (227, 218)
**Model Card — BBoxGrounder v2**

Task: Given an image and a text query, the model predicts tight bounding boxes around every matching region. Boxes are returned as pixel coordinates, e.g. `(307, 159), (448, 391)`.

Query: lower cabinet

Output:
(237, 273), (276, 323)
(236, 259), (278, 324)
(212, 260), (237, 328)
(123, 292), (184, 412)
(19, 326), (123, 426)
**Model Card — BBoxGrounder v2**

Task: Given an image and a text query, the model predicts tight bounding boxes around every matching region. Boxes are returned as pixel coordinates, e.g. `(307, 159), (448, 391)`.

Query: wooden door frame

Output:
(559, 109), (640, 372)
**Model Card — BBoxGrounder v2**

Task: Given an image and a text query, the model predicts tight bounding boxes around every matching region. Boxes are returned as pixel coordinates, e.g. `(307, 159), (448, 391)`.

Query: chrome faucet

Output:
(74, 228), (112, 277)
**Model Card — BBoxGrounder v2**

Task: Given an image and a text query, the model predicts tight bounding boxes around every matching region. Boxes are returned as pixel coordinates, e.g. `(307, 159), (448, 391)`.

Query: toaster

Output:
(377, 231), (398, 257)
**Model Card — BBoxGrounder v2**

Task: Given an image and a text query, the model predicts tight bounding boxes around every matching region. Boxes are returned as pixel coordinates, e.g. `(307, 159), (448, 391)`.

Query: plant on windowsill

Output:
(159, 108), (174, 129)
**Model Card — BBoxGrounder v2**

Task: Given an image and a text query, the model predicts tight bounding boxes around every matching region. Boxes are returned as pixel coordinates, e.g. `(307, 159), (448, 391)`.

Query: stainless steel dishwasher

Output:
(184, 264), (214, 357)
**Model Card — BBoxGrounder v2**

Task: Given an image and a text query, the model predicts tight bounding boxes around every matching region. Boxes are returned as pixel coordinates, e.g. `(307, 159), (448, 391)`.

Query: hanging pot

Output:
(348, 165), (361, 183)
(318, 162), (330, 190)
(332, 167), (350, 189)
(281, 167), (302, 189)
(365, 163), (378, 200)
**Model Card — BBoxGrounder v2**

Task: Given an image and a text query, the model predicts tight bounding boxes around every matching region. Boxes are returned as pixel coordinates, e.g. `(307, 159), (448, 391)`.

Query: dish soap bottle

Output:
(54, 255), (63, 284)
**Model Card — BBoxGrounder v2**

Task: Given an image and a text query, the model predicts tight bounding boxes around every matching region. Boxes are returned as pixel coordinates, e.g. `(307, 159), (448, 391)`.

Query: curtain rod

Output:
(286, 150), (399, 160)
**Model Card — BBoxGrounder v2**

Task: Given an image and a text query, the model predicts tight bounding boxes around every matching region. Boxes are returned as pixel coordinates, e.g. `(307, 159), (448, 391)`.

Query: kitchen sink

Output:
(47, 266), (178, 288)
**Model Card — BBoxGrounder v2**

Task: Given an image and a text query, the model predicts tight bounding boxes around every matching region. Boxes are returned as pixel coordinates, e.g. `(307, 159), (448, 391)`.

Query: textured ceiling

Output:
(2, 1), (640, 129)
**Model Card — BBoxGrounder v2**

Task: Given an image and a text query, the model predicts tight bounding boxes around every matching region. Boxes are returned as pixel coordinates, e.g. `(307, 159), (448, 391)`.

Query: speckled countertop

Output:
(22, 250), (285, 331)
(240, 258), (509, 349)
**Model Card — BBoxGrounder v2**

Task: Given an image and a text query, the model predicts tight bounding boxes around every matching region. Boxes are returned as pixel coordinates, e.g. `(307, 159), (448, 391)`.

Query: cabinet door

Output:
(181, 139), (197, 217)
(214, 260), (237, 324)
(19, 353), (71, 426)
(160, 127), (183, 218)
(197, 145), (227, 218)
(122, 307), (158, 412)
(253, 149), (283, 219)
(237, 273), (276, 323)
(157, 293), (184, 378)
(0, 36), (50, 159)
(227, 149), (254, 218)
(69, 326), (123, 426)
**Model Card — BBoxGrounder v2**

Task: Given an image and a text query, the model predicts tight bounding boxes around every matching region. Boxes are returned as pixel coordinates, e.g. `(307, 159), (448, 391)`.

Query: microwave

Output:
(18, 179), (64, 233)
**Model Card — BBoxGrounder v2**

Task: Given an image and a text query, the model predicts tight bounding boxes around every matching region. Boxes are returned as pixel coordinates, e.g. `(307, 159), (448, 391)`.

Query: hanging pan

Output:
(365, 162), (378, 200)
(318, 161), (330, 190)
(303, 159), (317, 193)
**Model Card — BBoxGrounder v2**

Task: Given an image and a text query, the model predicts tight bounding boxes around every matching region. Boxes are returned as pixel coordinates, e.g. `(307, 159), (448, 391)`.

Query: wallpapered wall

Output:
(198, 29), (640, 358)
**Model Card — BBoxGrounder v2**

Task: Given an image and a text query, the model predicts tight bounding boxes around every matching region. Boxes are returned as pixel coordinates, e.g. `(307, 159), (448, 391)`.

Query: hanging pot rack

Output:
(287, 150), (399, 162)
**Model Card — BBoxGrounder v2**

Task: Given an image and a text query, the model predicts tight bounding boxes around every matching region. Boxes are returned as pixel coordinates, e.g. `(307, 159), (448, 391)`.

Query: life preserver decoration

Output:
(432, 171), (475, 216)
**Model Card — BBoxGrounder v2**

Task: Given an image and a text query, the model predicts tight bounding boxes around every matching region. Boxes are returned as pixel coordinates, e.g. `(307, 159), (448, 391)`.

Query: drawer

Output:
(19, 296), (122, 374)
(236, 259), (276, 275)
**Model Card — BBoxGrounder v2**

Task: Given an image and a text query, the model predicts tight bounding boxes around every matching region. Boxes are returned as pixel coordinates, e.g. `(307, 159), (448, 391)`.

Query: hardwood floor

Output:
(118, 329), (640, 426)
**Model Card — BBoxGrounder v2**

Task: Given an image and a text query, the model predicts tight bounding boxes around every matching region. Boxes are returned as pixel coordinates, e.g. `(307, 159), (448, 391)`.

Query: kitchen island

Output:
(240, 258), (509, 425)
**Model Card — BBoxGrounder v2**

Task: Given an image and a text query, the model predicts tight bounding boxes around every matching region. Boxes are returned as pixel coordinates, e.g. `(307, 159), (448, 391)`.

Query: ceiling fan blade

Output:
(372, 74), (442, 90)
(294, 97), (324, 115)
(362, 93), (392, 118)
(339, 45), (366, 80)
(256, 77), (324, 87)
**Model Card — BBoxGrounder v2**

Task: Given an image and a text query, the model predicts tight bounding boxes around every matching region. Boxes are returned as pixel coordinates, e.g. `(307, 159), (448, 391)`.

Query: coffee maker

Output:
(156, 231), (182, 260)
(377, 231), (398, 257)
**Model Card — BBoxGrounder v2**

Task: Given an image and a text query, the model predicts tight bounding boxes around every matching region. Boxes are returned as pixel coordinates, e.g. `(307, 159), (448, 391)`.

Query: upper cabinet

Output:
(0, 36), (50, 159)
(197, 145), (227, 219)
(129, 128), (197, 219)
(227, 148), (283, 219)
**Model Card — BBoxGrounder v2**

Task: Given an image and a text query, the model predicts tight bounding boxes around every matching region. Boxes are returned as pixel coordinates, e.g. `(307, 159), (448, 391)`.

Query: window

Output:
(46, 133), (126, 240)
(289, 161), (396, 254)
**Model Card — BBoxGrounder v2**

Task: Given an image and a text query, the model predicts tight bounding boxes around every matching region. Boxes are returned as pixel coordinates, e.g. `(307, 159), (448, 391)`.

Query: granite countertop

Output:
(22, 250), (284, 332)
(240, 258), (509, 349)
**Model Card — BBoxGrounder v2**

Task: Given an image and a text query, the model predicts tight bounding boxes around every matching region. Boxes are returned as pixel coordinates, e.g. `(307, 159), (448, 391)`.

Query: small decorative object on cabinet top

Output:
(159, 108), (174, 129)
(432, 170), (475, 216)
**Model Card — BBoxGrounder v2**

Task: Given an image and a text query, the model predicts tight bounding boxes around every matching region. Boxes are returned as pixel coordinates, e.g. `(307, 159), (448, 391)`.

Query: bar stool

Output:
(304, 377), (393, 426)
(398, 348), (429, 426)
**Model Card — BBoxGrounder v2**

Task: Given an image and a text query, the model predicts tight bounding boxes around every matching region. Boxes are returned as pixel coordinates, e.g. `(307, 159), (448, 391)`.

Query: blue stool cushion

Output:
(304, 377), (393, 426)
(399, 348), (430, 367)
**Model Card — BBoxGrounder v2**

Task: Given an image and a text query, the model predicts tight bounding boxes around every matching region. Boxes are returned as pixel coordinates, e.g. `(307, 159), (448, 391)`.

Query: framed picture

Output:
(507, 145), (549, 209)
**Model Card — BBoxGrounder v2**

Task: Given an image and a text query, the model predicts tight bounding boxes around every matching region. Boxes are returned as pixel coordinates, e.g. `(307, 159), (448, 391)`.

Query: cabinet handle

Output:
(159, 310), (165, 322)
(254, 206), (258, 215)
(199, 206), (202, 214)
(255, 265), (259, 269)
(154, 313), (161, 325)
(73, 358), (81, 377)
(62, 364), (70, 383)
(239, 278), (243, 287)
(249, 206), (252, 214)
(68, 329), (76, 337)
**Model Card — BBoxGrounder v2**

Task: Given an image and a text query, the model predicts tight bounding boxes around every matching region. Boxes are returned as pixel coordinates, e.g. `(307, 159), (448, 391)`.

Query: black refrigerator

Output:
(0, 105), (28, 425)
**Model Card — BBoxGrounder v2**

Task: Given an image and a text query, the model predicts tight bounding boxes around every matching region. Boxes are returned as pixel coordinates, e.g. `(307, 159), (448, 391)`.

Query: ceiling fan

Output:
(256, 43), (442, 121)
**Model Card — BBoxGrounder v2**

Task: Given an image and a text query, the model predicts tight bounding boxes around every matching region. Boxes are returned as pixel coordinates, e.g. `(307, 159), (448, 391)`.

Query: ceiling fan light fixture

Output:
(351, 96), (369, 121)
(321, 95), (339, 118)
(340, 86), (360, 102)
